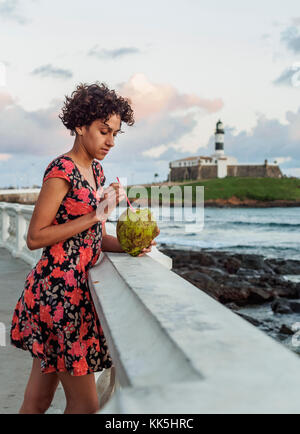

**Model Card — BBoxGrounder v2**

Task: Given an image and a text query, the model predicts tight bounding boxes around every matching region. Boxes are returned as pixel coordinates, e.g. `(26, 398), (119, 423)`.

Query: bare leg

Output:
(57, 370), (100, 414)
(19, 358), (60, 414)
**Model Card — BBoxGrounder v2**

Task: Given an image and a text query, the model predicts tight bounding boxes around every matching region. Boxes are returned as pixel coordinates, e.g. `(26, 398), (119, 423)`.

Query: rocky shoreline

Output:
(130, 196), (300, 208)
(158, 246), (300, 355)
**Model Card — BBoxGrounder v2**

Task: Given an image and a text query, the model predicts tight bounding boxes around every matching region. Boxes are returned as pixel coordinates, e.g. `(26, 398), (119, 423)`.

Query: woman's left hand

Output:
(138, 239), (157, 257)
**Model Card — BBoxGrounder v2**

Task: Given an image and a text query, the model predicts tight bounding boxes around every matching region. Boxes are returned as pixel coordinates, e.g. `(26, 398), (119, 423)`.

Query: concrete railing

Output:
(2, 201), (300, 414)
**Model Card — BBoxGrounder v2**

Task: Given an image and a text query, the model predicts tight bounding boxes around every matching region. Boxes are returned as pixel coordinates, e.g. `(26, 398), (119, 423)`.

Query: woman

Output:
(10, 82), (158, 414)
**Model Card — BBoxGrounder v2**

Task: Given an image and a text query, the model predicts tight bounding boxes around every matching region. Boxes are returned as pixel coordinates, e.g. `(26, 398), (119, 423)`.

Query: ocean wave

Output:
(226, 221), (300, 228)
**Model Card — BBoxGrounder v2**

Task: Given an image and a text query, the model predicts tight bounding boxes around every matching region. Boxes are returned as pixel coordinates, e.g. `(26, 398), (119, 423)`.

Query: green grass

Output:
(127, 177), (300, 202)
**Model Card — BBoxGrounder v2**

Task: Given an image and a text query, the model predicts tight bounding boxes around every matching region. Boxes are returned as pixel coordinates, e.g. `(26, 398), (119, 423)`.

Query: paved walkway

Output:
(0, 248), (65, 414)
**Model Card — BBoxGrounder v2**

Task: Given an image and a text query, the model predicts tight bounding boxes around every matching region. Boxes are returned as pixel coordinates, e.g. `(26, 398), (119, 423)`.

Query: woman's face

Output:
(77, 113), (122, 160)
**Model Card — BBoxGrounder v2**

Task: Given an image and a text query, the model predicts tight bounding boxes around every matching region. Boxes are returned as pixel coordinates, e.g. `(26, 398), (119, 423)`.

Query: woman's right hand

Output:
(95, 183), (127, 222)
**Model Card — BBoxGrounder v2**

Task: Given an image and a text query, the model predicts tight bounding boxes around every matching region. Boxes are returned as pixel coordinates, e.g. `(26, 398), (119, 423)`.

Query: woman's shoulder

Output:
(43, 154), (75, 184)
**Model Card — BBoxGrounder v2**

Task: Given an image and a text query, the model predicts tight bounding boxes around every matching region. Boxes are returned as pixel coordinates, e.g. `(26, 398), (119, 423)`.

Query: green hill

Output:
(127, 177), (300, 203)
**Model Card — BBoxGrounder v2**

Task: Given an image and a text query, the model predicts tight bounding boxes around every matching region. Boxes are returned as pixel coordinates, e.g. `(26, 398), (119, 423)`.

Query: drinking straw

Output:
(116, 177), (135, 212)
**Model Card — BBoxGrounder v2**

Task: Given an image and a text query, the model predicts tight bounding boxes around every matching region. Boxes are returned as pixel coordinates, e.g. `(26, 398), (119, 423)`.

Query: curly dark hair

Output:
(58, 81), (135, 135)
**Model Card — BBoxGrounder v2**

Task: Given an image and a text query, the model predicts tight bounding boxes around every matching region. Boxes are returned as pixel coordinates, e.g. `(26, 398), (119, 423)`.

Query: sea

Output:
(111, 206), (300, 261)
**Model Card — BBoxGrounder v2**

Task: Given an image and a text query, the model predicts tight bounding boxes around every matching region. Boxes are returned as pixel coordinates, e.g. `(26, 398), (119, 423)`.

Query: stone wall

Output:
(170, 165), (217, 182)
(170, 163), (283, 181)
(227, 165), (283, 178)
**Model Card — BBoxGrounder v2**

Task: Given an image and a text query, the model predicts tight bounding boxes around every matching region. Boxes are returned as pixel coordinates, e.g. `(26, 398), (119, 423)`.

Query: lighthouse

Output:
(214, 120), (225, 157)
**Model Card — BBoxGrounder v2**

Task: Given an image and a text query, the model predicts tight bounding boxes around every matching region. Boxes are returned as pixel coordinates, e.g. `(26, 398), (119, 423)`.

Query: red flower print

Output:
(72, 358), (89, 376)
(11, 326), (21, 341)
(44, 167), (70, 183)
(74, 188), (90, 202)
(86, 336), (99, 351)
(53, 303), (64, 323)
(27, 269), (35, 290)
(40, 304), (53, 328)
(64, 197), (94, 216)
(68, 341), (87, 358)
(76, 246), (93, 273)
(23, 322), (32, 337)
(57, 355), (66, 371)
(80, 321), (89, 338)
(61, 159), (74, 175)
(64, 269), (77, 287)
(36, 258), (49, 275)
(32, 341), (44, 356)
(65, 287), (83, 306)
(50, 243), (66, 265)
(51, 268), (65, 278)
(24, 288), (35, 310)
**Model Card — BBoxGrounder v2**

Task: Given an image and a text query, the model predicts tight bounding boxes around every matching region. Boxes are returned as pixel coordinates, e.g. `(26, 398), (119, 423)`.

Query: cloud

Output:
(0, 92), (69, 156)
(1, 73), (300, 186)
(281, 26), (300, 53)
(117, 73), (223, 121)
(291, 17), (300, 27)
(88, 46), (141, 60)
(218, 110), (300, 175)
(272, 156), (292, 165)
(31, 64), (73, 80)
(283, 167), (300, 177)
(0, 91), (15, 110)
(0, 0), (36, 25)
(0, 153), (12, 161)
(273, 63), (300, 87)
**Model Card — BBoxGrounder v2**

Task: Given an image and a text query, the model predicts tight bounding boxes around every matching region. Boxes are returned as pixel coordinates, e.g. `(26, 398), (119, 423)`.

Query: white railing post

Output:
(0, 204), (9, 246)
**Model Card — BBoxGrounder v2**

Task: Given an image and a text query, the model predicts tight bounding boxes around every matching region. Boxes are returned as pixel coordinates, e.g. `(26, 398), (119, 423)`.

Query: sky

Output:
(0, 0), (300, 187)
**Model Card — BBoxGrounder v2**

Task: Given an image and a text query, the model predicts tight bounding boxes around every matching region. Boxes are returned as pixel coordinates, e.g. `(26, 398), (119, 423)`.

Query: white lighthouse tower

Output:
(213, 120), (225, 157)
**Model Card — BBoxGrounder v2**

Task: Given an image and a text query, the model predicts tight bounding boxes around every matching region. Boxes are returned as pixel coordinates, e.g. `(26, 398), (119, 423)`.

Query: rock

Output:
(236, 267), (261, 277)
(236, 312), (262, 327)
(217, 284), (251, 306)
(265, 258), (300, 275)
(271, 299), (294, 314)
(247, 286), (274, 304)
(198, 266), (227, 279)
(224, 257), (241, 274)
(225, 302), (241, 310)
(233, 254), (266, 271)
(193, 253), (217, 267)
(182, 270), (217, 292)
(279, 324), (295, 335)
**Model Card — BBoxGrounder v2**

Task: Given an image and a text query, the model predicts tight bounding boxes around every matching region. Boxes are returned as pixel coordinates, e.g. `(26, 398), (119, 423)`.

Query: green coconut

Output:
(117, 208), (160, 257)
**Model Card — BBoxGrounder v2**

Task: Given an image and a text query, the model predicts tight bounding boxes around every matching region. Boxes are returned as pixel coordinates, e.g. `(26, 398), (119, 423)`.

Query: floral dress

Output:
(10, 155), (113, 376)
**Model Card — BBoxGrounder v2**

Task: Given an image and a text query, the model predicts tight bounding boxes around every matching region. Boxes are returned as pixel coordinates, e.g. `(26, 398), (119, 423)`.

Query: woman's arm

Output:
(27, 177), (99, 250)
(101, 222), (125, 253)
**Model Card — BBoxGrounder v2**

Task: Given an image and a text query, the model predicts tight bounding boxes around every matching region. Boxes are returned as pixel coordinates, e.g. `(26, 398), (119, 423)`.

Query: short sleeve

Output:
(43, 157), (74, 186)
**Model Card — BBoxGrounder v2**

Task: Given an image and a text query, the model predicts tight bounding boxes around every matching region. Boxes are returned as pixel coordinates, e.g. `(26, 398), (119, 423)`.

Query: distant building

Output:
(168, 120), (283, 181)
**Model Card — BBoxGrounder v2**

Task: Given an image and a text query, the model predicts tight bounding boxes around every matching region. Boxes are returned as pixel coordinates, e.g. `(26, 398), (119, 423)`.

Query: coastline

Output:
(129, 196), (300, 208)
